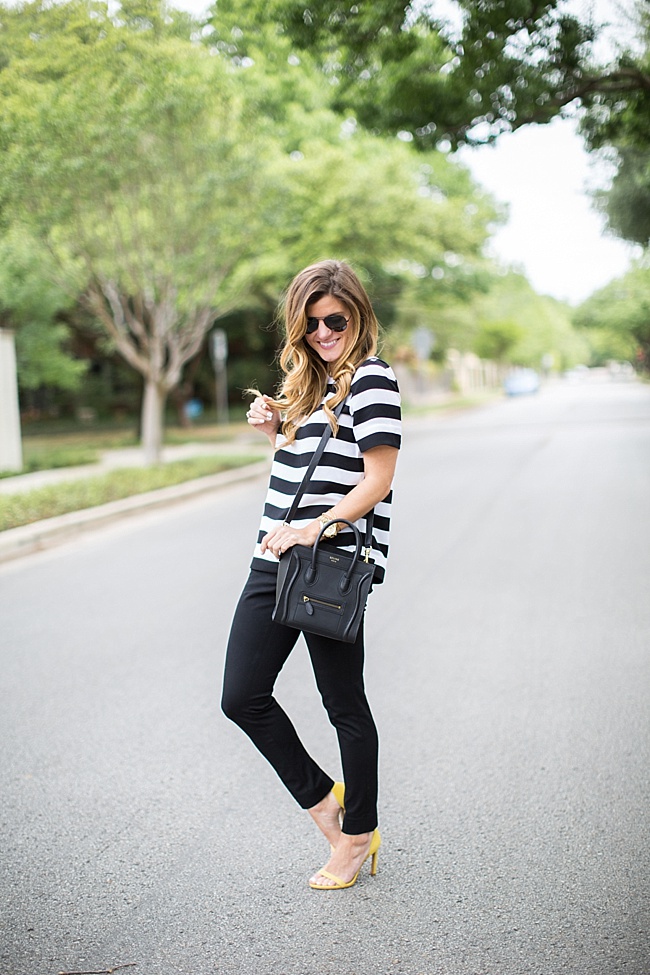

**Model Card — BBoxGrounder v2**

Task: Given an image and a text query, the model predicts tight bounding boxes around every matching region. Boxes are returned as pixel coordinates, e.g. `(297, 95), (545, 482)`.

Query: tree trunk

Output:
(141, 378), (166, 465)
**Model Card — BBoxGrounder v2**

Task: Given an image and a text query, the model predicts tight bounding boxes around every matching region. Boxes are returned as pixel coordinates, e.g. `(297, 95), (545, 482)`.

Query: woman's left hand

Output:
(261, 522), (319, 560)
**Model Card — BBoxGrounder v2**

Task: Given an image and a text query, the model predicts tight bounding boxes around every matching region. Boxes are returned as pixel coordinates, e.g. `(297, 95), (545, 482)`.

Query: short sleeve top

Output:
(251, 357), (401, 583)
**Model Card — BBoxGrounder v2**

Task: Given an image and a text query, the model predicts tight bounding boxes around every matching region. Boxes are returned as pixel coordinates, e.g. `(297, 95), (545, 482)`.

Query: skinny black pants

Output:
(221, 569), (378, 834)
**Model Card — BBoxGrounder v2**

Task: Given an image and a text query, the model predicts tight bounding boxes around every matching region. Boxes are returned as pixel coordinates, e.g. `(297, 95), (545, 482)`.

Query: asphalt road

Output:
(1, 376), (649, 975)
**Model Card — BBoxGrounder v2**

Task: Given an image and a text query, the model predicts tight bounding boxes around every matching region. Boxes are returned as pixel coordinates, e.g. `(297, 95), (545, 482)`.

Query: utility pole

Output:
(0, 328), (23, 472)
(211, 328), (229, 425)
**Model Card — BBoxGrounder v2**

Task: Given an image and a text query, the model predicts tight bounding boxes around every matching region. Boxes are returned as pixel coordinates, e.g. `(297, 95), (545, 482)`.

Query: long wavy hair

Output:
(256, 260), (379, 446)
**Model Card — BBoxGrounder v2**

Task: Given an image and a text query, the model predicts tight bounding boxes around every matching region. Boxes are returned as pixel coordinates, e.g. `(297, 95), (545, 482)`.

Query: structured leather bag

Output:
(273, 519), (375, 643)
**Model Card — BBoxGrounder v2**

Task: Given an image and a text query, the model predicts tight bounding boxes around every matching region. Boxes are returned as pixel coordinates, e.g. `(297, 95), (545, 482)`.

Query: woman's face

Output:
(304, 294), (353, 365)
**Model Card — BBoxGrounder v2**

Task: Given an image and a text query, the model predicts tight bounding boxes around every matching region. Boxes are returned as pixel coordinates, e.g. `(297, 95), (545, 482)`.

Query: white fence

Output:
(394, 350), (504, 406)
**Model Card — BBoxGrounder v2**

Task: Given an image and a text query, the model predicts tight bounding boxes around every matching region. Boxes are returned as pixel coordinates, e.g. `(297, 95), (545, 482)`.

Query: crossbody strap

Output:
(283, 396), (374, 552)
(283, 398), (346, 524)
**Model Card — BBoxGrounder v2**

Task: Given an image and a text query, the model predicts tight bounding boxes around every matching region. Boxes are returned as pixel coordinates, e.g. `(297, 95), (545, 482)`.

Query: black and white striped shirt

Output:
(251, 357), (401, 583)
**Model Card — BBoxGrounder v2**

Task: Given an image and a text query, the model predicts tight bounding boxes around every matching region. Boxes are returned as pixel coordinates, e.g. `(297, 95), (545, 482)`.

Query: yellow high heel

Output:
(328, 781), (346, 851)
(332, 781), (345, 818)
(309, 828), (381, 891)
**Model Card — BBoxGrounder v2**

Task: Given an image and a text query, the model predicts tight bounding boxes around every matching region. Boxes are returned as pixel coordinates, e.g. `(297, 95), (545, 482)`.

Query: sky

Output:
(456, 118), (641, 306)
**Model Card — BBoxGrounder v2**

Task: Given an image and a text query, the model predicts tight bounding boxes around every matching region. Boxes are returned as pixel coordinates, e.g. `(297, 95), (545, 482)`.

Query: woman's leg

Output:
(221, 570), (334, 810)
(304, 622), (379, 835)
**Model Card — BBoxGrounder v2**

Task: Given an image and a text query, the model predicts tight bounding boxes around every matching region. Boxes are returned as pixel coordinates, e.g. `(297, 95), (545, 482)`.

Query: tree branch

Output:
(84, 284), (151, 377)
(515, 68), (650, 128)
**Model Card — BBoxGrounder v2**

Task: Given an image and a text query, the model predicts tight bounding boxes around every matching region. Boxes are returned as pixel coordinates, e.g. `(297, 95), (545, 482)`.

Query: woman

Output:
(221, 260), (401, 890)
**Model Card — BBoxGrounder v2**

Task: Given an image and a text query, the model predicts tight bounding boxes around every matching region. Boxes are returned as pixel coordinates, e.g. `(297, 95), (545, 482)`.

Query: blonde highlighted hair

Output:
(252, 260), (379, 446)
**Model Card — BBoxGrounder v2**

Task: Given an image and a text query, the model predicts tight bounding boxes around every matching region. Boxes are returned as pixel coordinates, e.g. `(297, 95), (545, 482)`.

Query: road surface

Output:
(1, 376), (649, 975)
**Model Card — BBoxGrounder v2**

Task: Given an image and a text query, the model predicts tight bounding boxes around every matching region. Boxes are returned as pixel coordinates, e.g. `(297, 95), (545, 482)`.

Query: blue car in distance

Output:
(503, 368), (540, 396)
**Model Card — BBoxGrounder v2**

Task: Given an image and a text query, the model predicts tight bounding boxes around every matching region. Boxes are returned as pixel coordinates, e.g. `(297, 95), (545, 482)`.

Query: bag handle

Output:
(307, 519), (363, 593)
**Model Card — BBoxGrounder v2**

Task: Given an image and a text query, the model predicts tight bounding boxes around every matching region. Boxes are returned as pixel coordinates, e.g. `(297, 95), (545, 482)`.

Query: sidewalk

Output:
(0, 435), (270, 563)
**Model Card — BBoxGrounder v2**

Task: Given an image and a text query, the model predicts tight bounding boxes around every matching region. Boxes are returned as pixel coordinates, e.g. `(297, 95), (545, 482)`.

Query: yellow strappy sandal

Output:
(310, 828), (381, 890)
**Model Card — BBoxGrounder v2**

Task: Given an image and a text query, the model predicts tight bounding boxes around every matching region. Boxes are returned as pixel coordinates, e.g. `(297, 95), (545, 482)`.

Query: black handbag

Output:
(272, 398), (375, 643)
(273, 519), (375, 643)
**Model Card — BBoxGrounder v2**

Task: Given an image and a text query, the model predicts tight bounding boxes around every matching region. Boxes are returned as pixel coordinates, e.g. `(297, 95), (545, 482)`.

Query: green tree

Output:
(473, 319), (523, 364)
(574, 263), (650, 370)
(469, 270), (591, 370)
(0, 0), (523, 440)
(0, 0), (269, 462)
(596, 148), (650, 247)
(276, 133), (498, 278)
(0, 229), (85, 391)
(584, 3), (650, 247)
(194, 11), (504, 367)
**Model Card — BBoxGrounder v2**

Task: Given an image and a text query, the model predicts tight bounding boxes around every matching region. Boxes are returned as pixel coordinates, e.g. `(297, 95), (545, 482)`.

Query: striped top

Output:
(251, 357), (401, 584)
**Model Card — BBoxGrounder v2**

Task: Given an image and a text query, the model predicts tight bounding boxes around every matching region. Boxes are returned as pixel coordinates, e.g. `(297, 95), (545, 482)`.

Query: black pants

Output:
(221, 569), (379, 834)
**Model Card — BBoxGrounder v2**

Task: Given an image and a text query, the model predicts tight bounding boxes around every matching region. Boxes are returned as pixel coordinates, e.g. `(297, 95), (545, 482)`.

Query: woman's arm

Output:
(314, 444), (398, 533)
(261, 444), (399, 557)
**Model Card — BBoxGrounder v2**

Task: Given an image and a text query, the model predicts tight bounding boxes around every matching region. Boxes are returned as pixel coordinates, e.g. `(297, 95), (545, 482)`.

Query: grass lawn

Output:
(0, 454), (263, 532)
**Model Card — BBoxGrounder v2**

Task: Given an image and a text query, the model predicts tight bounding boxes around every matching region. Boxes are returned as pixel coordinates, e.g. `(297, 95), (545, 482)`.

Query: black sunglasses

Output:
(305, 314), (350, 334)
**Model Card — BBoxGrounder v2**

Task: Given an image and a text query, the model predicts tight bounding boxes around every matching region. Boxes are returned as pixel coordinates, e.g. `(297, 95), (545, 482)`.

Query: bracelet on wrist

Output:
(318, 510), (340, 538)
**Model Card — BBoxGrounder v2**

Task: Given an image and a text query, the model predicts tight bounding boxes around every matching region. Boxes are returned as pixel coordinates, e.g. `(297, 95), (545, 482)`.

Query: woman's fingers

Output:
(261, 523), (303, 558)
(246, 395), (275, 425)
(262, 529), (285, 558)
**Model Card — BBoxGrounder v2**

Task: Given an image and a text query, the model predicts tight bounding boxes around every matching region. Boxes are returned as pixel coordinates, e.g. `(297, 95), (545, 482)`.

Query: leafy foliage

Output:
(0, 229), (85, 390)
(0, 0), (272, 458)
(584, 3), (650, 247)
(2, 0), (642, 439)
(469, 271), (591, 369)
(473, 319), (524, 363)
(0, 0), (507, 430)
(0, 453), (263, 529)
(595, 148), (650, 247)
(574, 262), (650, 370)
(207, 0), (649, 149)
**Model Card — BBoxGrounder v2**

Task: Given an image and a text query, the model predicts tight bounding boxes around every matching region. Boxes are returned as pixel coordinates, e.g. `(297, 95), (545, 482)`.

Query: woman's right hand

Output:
(246, 395), (281, 444)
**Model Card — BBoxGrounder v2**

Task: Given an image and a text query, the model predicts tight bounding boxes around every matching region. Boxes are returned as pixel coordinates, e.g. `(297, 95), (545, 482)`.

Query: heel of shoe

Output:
(331, 781), (345, 841)
(332, 781), (345, 811)
(368, 827), (381, 876)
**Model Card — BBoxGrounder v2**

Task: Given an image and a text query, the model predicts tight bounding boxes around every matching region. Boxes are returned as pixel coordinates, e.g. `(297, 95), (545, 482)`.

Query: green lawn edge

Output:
(0, 454), (263, 532)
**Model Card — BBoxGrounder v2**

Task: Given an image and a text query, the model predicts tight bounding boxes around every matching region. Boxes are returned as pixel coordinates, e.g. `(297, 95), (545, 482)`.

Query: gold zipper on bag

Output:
(303, 595), (342, 611)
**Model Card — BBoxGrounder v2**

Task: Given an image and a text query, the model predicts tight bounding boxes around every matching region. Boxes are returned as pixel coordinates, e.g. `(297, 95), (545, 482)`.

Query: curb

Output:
(0, 460), (270, 564)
